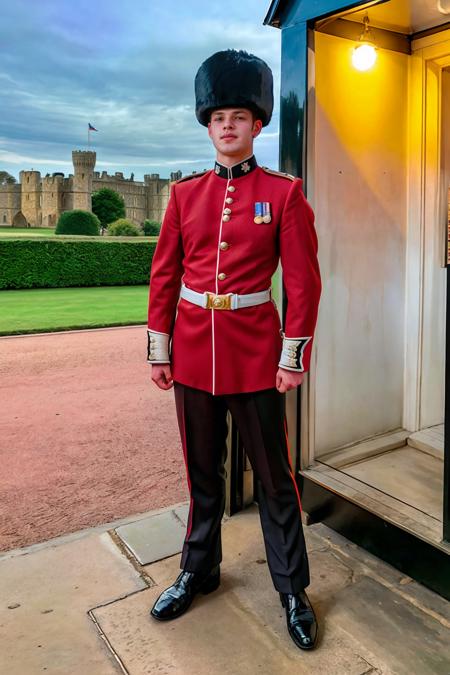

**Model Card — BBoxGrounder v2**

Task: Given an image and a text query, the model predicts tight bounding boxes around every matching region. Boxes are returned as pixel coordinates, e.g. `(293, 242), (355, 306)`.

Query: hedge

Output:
(0, 238), (157, 289)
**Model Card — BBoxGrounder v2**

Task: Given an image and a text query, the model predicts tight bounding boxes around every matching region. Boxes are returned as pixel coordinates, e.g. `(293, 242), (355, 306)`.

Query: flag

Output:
(88, 123), (98, 131)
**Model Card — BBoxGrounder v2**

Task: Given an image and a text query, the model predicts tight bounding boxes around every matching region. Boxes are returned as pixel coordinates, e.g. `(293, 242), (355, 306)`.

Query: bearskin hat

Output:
(194, 49), (274, 127)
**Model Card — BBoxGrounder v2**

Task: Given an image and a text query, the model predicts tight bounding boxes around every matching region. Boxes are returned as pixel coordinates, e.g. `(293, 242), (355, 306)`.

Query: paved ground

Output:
(2, 325), (449, 674)
(0, 326), (188, 552)
(1, 502), (449, 675)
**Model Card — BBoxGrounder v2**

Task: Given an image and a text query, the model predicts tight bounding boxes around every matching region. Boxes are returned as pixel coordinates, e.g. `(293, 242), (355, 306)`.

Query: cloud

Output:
(0, 0), (281, 180)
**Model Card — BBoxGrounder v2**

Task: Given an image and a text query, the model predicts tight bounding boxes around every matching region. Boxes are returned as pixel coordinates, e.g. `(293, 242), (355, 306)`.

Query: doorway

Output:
(12, 211), (27, 228)
(305, 24), (450, 549)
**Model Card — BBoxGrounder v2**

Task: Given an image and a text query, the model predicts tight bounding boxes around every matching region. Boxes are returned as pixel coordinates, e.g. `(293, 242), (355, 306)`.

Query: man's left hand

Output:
(276, 368), (305, 393)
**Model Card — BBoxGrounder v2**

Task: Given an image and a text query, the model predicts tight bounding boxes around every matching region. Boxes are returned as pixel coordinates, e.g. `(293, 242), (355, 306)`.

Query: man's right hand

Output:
(151, 364), (174, 390)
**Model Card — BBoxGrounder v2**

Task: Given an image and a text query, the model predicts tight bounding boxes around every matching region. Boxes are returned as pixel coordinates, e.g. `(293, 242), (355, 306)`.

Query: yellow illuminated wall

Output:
(313, 30), (409, 454)
(314, 31), (408, 213)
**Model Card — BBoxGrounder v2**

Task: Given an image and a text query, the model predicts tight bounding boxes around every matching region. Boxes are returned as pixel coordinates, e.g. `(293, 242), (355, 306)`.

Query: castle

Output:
(0, 150), (183, 228)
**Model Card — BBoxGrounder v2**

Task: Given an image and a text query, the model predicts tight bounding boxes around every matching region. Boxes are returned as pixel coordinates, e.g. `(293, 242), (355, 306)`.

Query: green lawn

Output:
(0, 227), (56, 237)
(0, 269), (282, 336)
(0, 227), (158, 242)
(0, 286), (149, 335)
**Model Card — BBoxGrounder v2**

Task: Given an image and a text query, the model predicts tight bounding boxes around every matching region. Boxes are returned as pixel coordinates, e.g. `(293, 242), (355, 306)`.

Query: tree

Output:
(55, 209), (100, 235)
(0, 171), (17, 185)
(92, 188), (126, 228)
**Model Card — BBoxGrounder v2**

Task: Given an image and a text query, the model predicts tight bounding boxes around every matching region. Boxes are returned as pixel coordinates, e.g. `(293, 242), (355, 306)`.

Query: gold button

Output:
(218, 272), (226, 280)
(223, 207), (231, 215)
(222, 215), (230, 222)
(225, 197), (233, 204)
(220, 241), (229, 250)
(227, 185), (236, 192)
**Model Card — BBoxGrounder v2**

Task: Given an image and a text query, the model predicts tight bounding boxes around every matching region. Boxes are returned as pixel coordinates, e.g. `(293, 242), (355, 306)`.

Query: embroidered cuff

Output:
(278, 334), (312, 372)
(147, 329), (170, 363)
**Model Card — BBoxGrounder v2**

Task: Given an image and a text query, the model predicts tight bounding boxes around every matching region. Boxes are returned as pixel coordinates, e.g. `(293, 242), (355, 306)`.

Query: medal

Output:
(262, 202), (272, 223)
(254, 202), (271, 224)
(254, 202), (263, 224)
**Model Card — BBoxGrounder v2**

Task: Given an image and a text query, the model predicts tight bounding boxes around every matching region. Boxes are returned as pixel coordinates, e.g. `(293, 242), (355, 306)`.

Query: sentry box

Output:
(226, 0), (450, 601)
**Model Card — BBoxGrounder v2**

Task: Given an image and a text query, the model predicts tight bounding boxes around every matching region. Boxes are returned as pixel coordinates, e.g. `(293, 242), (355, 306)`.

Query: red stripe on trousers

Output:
(283, 415), (303, 514)
(178, 390), (194, 539)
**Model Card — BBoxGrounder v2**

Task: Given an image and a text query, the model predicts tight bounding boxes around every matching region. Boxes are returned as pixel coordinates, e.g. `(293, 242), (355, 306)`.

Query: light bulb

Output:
(352, 42), (377, 71)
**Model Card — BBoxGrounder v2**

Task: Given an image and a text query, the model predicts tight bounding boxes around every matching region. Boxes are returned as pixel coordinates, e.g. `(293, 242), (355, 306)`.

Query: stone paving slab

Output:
(328, 576), (450, 675)
(2, 501), (450, 675)
(92, 507), (397, 674)
(173, 502), (190, 526)
(93, 559), (379, 675)
(0, 532), (146, 675)
(115, 507), (188, 565)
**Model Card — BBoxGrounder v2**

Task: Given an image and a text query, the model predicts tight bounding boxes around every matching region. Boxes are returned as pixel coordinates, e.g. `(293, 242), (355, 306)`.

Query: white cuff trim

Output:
(278, 336), (311, 371)
(147, 329), (170, 362)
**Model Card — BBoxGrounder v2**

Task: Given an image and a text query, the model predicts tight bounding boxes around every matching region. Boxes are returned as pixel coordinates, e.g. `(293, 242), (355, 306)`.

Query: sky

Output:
(0, 0), (281, 182)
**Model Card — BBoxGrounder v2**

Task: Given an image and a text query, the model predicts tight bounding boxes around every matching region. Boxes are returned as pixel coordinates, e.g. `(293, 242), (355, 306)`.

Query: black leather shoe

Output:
(150, 565), (220, 621)
(279, 590), (318, 650)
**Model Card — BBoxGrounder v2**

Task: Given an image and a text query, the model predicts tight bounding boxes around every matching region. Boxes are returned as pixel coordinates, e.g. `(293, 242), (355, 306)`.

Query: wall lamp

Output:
(352, 14), (378, 71)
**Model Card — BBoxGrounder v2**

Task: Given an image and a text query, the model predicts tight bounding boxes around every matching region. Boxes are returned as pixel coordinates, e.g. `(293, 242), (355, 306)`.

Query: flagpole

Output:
(87, 123), (98, 148)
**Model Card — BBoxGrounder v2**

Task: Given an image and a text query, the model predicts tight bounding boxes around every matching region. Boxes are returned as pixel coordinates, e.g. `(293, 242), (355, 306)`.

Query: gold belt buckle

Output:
(205, 292), (233, 310)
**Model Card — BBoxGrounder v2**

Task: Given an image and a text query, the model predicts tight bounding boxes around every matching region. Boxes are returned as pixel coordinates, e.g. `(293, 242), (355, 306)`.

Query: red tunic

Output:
(147, 158), (322, 395)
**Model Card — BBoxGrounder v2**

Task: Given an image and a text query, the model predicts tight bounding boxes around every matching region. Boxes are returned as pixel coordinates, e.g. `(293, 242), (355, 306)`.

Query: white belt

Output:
(180, 283), (271, 310)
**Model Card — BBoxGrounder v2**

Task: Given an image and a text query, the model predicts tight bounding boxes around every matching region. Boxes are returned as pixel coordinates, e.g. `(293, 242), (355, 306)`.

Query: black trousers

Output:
(173, 381), (310, 593)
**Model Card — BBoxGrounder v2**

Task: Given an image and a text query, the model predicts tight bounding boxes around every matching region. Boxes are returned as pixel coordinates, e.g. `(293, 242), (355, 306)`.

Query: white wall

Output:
(311, 32), (409, 455)
(419, 66), (449, 427)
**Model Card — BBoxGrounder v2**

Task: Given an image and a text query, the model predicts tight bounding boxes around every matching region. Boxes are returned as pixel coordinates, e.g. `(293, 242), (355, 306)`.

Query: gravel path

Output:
(0, 326), (188, 552)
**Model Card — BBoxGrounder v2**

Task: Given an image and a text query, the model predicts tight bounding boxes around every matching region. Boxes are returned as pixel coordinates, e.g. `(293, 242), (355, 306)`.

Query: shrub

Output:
(55, 209), (100, 236)
(0, 238), (157, 289)
(107, 219), (141, 236)
(92, 188), (126, 227)
(143, 219), (161, 236)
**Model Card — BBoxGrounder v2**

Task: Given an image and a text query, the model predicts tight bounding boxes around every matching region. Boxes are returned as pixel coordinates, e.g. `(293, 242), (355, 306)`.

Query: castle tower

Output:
(41, 174), (64, 227)
(144, 174), (171, 223)
(72, 150), (96, 211)
(19, 170), (42, 226)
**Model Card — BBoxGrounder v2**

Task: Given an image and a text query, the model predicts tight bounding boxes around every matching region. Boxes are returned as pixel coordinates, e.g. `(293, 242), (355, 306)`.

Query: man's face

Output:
(207, 108), (262, 157)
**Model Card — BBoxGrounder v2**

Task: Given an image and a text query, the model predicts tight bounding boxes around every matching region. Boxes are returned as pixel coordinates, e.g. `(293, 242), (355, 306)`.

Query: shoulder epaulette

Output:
(261, 166), (296, 181)
(172, 169), (210, 185)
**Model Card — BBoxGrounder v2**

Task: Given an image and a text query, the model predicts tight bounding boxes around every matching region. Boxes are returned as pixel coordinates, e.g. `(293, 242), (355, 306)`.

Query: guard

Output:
(146, 49), (322, 651)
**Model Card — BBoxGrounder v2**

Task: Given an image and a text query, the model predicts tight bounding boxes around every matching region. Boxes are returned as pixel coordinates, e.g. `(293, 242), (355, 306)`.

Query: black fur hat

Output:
(194, 49), (273, 127)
